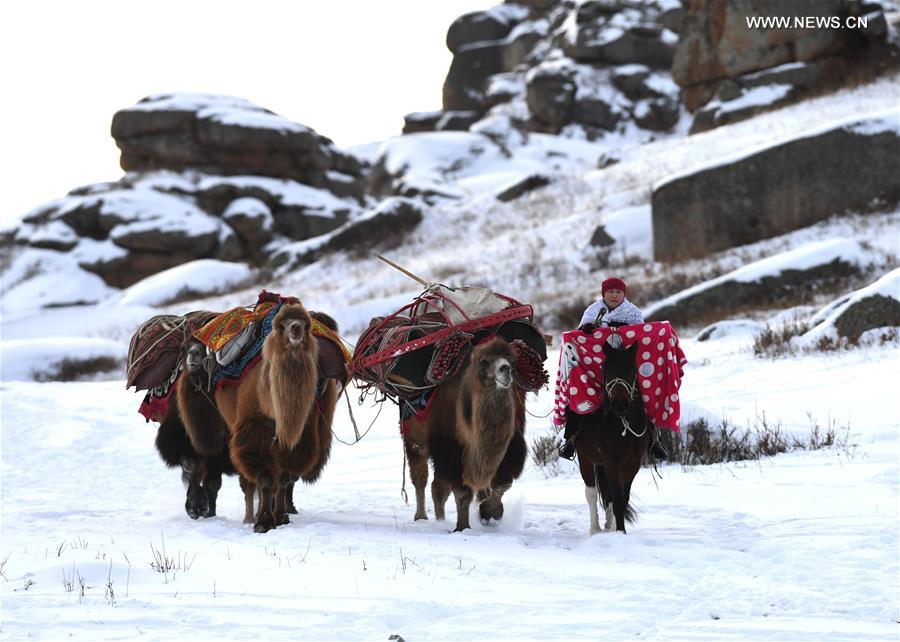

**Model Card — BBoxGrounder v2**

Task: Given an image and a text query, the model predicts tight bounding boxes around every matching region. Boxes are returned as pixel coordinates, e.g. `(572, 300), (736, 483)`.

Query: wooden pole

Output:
(377, 255), (430, 287)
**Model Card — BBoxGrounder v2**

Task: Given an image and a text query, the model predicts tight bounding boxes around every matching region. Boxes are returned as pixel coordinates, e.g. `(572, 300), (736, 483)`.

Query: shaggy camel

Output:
(404, 337), (527, 532)
(216, 302), (333, 533)
(154, 385), (234, 520)
(174, 337), (236, 518)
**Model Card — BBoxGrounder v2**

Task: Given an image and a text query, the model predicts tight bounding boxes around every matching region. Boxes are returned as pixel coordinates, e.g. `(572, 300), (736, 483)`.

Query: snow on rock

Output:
(0, 248), (119, 320)
(799, 267), (900, 345)
(600, 204), (652, 259)
(646, 239), (867, 327)
(1, 337), (126, 381)
(113, 259), (254, 307)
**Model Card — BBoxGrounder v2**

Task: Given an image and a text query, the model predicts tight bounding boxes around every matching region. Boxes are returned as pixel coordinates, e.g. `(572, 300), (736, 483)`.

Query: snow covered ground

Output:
(2, 71), (899, 640)
(1, 332), (897, 641)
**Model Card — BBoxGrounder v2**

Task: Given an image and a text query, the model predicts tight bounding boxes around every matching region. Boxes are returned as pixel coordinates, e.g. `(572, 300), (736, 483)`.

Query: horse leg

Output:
(254, 473), (277, 533)
(608, 463), (628, 533)
(431, 477), (451, 521)
(202, 467), (223, 518)
(239, 476), (256, 524)
(584, 485), (601, 535)
(181, 456), (208, 520)
(404, 435), (429, 520)
(593, 464), (616, 531)
(451, 485), (474, 532)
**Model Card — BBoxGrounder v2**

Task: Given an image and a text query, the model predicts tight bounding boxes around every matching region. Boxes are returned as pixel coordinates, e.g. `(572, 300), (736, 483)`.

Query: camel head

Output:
(471, 337), (516, 392)
(182, 338), (207, 375)
(273, 303), (313, 349)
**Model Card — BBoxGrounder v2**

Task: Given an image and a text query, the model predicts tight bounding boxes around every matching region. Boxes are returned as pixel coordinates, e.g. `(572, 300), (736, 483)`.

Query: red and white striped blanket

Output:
(552, 321), (687, 432)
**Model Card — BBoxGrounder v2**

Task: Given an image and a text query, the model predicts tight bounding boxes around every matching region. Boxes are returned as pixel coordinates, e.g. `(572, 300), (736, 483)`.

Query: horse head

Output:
(601, 334), (638, 416)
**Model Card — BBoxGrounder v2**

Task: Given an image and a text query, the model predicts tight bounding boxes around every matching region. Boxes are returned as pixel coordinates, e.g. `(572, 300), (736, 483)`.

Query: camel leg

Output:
(431, 478), (451, 521)
(478, 483), (511, 523)
(181, 456), (208, 520)
(452, 485), (474, 532)
(275, 475), (291, 525)
(239, 476), (256, 524)
(202, 469), (223, 518)
(254, 474), (277, 533)
(285, 478), (298, 514)
(404, 436), (429, 520)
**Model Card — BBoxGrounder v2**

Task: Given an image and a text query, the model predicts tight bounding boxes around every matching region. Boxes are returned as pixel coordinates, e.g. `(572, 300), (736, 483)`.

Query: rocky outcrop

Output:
(652, 111), (900, 261)
(3, 94), (373, 288)
(270, 197), (425, 269)
(672, 0), (896, 130)
(405, 1), (685, 141)
(834, 294), (900, 340)
(801, 268), (900, 343)
(111, 93), (367, 201)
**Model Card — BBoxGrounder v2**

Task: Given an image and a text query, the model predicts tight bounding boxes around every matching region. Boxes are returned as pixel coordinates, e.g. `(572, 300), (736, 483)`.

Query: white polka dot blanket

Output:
(552, 321), (687, 432)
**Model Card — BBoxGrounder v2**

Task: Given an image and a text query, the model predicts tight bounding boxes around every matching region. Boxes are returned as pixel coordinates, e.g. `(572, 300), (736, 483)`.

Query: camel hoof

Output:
(253, 521), (275, 533)
(276, 512), (290, 526)
(479, 501), (503, 522)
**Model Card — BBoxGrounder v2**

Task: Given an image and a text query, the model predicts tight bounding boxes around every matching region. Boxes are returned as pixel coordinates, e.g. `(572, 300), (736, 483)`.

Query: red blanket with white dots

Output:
(552, 321), (687, 432)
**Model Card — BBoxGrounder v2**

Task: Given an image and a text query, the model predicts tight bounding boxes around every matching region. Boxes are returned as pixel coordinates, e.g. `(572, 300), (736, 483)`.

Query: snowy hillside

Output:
(2, 71), (899, 641)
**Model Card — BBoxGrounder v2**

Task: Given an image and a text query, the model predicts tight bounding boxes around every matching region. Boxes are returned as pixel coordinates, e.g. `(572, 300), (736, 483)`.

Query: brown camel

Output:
(216, 302), (328, 533)
(174, 337), (236, 519)
(403, 337), (527, 532)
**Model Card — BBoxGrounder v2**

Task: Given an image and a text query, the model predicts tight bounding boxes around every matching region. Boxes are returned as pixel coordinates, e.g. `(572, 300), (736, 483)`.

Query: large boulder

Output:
(801, 268), (900, 343)
(447, 10), (516, 53)
(652, 111), (900, 261)
(672, 0), (891, 112)
(111, 93), (367, 201)
(443, 40), (507, 111)
(645, 239), (866, 327)
(525, 61), (577, 132)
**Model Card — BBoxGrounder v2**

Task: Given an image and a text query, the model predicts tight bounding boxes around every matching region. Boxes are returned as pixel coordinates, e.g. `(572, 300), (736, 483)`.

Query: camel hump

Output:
(309, 310), (338, 332)
(472, 336), (516, 363)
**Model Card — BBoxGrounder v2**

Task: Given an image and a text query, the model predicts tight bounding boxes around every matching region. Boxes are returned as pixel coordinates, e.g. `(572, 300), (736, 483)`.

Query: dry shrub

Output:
(33, 356), (121, 382)
(530, 433), (562, 478)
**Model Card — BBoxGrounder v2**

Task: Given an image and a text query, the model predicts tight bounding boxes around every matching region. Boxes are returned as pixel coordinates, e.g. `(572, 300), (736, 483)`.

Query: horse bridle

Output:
(603, 375), (647, 438)
(604, 375), (637, 413)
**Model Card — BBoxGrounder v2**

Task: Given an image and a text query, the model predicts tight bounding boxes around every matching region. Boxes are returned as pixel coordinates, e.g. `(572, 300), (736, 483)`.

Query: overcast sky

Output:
(0, 0), (489, 225)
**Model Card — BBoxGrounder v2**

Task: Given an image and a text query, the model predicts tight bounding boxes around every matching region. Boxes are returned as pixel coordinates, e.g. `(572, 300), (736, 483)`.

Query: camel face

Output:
(474, 341), (517, 391)
(492, 357), (513, 389)
(184, 340), (206, 374)
(285, 318), (307, 346)
(273, 304), (312, 349)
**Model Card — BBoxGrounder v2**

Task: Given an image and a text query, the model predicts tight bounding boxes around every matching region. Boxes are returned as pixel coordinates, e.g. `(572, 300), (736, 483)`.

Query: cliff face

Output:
(408, 0), (895, 137)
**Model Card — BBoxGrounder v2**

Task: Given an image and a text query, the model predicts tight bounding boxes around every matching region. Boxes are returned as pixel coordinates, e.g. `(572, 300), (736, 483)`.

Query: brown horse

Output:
(404, 337), (527, 532)
(575, 334), (649, 534)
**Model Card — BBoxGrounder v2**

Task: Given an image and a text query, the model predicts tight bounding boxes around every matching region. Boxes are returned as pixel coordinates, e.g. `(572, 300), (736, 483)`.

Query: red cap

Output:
(602, 277), (626, 295)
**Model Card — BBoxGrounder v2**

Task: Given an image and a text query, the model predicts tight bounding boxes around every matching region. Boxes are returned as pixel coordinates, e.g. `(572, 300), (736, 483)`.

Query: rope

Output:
(129, 317), (187, 371)
(400, 449), (409, 505)
(333, 387), (381, 446)
(619, 415), (648, 438)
